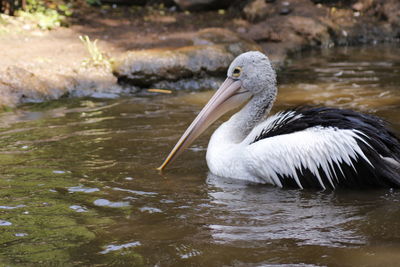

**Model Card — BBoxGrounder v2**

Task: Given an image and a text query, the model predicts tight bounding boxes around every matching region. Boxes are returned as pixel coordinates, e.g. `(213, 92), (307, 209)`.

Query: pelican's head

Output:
(227, 51), (276, 96)
(158, 51), (277, 171)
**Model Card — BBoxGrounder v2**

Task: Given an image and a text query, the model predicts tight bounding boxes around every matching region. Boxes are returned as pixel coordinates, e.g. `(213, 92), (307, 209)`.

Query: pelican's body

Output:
(159, 51), (400, 189)
(207, 107), (400, 189)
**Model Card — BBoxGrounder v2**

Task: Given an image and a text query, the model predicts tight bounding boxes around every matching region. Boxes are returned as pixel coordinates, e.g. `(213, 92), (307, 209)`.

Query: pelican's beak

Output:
(158, 77), (251, 171)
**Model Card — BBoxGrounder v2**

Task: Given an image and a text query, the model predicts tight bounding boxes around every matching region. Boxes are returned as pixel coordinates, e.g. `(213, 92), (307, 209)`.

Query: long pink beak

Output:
(157, 77), (244, 171)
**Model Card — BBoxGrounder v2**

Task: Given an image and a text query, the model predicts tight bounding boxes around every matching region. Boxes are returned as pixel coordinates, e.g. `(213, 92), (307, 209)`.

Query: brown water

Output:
(0, 45), (399, 266)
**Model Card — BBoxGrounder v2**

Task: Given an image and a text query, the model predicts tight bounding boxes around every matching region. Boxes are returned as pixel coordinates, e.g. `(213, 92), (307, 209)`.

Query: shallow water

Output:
(0, 45), (399, 266)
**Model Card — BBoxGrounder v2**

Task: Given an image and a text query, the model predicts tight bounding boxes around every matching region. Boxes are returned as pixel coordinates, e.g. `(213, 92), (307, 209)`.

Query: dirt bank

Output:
(0, 0), (399, 108)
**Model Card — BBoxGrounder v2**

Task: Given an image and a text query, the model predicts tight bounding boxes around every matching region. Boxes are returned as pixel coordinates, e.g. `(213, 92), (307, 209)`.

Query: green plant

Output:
(79, 35), (113, 69)
(86, 0), (102, 6)
(0, 14), (6, 25)
(58, 3), (73, 16)
(18, 0), (73, 30)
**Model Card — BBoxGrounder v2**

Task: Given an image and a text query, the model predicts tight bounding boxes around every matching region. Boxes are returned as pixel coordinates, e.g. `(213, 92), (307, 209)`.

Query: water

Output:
(0, 45), (399, 266)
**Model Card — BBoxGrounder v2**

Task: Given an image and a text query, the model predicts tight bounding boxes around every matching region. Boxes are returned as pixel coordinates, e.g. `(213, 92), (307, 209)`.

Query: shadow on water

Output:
(0, 45), (399, 266)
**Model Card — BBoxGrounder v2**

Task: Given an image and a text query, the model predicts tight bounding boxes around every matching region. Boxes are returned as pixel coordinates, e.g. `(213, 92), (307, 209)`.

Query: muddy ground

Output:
(0, 0), (399, 108)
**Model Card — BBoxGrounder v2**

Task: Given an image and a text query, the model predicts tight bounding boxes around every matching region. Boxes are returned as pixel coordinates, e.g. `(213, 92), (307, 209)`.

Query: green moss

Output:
(0, 207), (97, 264)
(0, 99), (144, 265)
(19, 97), (79, 112)
(101, 249), (145, 266)
(0, 168), (110, 265)
(0, 105), (13, 113)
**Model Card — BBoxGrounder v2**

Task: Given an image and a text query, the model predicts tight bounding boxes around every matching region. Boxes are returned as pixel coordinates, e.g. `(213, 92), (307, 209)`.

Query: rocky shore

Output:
(0, 0), (399, 108)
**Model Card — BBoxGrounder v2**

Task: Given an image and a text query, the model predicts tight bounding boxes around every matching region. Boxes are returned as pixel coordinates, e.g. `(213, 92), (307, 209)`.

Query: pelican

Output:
(158, 51), (400, 189)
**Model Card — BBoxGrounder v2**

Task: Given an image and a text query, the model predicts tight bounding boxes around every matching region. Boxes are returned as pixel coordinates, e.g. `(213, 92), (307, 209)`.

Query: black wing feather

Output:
(253, 107), (400, 189)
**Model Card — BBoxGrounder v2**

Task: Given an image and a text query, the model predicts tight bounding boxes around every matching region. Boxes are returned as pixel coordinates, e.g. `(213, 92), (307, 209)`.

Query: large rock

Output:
(0, 66), (65, 107)
(173, 0), (231, 11)
(113, 28), (261, 90)
(243, 0), (333, 66)
(0, 65), (123, 107)
(246, 15), (331, 50)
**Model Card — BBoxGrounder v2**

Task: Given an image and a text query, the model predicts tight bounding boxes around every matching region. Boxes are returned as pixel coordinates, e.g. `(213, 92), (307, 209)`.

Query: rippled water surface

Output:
(0, 45), (399, 266)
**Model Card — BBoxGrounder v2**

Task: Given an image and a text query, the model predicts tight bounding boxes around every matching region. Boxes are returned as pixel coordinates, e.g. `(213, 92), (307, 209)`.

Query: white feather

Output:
(206, 113), (373, 189)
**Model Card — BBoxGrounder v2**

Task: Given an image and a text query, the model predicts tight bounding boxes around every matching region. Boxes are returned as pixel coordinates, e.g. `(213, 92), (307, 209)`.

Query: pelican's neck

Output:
(206, 90), (275, 179)
(222, 91), (275, 142)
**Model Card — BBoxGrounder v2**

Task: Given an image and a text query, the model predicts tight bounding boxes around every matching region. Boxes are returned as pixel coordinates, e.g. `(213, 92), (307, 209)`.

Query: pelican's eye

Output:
(232, 67), (242, 78)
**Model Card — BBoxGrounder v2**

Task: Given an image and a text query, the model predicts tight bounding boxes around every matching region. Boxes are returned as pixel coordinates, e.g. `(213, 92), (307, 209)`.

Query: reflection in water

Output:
(0, 204), (26, 209)
(100, 241), (141, 254)
(207, 173), (365, 247)
(0, 220), (12, 226)
(0, 45), (399, 266)
(93, 198), (131, 208)
(68, 185), (100, 193)
(69, 205), (89, 213)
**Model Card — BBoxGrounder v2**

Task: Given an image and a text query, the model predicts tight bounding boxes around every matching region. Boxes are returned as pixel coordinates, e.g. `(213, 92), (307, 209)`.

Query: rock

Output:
(279, 7), (292, 15)
(246, 22), (283, 42)
(282, 0), (326, 18)
(0, 66), (66, 107)
(101, 0), (176, 6)
(193, 27), (253, 46)
(153, 77), (224, 91)
(378, 0), (400, 26)
(279, 1), (292, 15)
(352, 0), (374, 12)
(0, 65), (124, 107)
(243, 0), (274, 22)
(247, 15), (330, 45)
(173, 0), (231, 11)
(68, 66), (125, 98)
(244, 0), (326, 22)
(245, 5), (332, 68)
(287, 16), (331, 46)
(352, 2), (364, 12)
(114, 28), (261, 90)
(328, 0), (400, 45)
(100, 0), (147, 5)
(114, 45), (257, 89)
